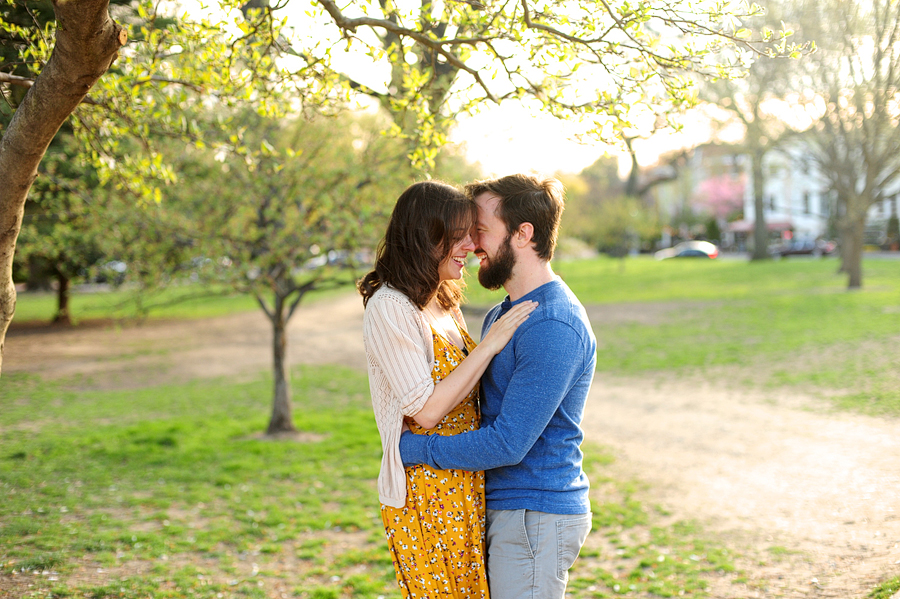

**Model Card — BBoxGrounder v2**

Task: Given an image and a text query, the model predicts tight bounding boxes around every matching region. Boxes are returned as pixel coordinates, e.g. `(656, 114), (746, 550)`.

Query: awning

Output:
(726, 220), (793, 233)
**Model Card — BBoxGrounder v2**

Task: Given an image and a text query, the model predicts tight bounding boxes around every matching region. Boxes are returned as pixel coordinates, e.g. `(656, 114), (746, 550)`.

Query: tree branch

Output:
(285, 279), (317, 320)
(316, 0), (500, 103)
(255, 292), (275, 321)
(0, 72), (103, 105)
(0, 72), (34, 89)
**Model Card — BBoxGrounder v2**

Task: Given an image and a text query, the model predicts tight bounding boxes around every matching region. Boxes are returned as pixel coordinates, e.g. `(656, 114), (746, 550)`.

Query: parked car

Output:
(654, 240), (719, 260)
(769, 239), (836, 258)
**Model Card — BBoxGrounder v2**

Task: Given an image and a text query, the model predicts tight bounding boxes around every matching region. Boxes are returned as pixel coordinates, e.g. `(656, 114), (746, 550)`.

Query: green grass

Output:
(1, 365), (396, 598)
(7, 254), (898, 595)
(568, 446), (736, 598)
(468, 255), (900, 416)
(869, 576), (900, 599)
(1, 366), (737, 598)
(23, 257), (900, 416)
(12, 283), (353, 324)
(465, 253), (898, 305)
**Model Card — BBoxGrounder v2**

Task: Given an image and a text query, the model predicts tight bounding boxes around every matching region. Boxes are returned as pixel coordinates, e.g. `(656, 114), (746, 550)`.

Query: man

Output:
(399, 173), (597, 599)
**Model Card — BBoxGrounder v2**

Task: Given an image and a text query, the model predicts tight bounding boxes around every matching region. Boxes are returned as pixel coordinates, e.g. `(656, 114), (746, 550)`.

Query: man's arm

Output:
(399, 320), (588, 471)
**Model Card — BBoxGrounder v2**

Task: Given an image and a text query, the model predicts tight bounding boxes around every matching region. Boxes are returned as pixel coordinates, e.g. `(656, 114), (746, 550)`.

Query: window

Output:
(803, 192), (811, 215)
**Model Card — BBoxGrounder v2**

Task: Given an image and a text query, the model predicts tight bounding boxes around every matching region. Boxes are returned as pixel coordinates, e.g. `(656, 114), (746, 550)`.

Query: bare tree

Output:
(701, 0), (810, 260)
(799, 0), (900, 288)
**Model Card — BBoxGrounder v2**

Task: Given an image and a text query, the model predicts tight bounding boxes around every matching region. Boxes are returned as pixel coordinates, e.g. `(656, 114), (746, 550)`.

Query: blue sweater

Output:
(399, 278), (597, 514)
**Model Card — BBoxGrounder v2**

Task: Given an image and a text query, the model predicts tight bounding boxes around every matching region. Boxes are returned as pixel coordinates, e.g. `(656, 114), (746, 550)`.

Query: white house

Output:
(732, 141), (899, 249)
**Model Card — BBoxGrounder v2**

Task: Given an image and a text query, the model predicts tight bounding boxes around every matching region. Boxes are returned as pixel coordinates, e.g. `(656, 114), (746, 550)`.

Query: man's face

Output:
(474, 192), (516, 290)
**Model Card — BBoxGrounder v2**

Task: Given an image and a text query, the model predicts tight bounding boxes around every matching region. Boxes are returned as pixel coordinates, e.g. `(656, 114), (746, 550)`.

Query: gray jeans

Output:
(485, 508), (592, 599)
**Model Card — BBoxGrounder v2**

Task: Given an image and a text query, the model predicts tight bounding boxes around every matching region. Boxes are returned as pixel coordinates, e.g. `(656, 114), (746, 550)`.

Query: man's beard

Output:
(478, 234), (516, 290)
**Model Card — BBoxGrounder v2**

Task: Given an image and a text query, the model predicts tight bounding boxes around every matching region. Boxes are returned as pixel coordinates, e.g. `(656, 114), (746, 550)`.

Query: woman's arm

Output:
(410, 300), (536, 429)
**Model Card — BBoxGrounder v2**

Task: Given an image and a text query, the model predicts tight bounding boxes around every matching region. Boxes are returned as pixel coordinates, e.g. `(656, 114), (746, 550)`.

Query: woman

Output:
(358, 180), (535, 598)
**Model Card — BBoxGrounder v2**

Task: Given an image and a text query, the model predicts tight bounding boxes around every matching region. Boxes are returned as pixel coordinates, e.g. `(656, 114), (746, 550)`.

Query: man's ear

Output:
(514, 223), (535, 248)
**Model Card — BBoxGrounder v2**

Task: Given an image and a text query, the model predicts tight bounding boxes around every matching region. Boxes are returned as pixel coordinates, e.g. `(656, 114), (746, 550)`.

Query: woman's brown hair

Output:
(358, 181), (476, 310)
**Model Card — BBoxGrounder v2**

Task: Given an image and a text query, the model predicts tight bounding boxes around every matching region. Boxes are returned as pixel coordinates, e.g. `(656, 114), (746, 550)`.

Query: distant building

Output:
(647, 143), (746, 248)
(733, 141), (899, 250)
(646, 140), (899, 251)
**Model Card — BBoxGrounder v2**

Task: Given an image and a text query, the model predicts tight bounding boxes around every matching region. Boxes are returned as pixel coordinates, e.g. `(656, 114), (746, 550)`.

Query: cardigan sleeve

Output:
(364, 293), (435, 417)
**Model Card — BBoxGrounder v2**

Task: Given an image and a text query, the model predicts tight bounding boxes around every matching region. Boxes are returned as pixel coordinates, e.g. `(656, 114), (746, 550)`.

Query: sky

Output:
(450, 103), (744, 179)
(449, 105), (607, 177)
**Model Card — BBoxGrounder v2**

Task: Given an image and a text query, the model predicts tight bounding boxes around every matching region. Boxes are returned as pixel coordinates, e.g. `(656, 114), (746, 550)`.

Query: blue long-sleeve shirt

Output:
(399, 277), (597, 514)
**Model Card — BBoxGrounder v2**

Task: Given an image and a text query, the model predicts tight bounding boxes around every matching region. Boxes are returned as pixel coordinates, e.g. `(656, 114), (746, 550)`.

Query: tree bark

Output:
(835, 196), (848, 274)
(840, 210), (867, 289)
(266, 294), (296, 434)
(53, 271), (71, 325)
(0, 0), (126, 374)
(624, 137), (640, 198)
(751, 149), (769, 261)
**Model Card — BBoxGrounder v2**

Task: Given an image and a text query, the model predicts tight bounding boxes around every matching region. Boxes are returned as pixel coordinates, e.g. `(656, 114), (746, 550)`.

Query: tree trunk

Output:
(624, 137), (640, 198)
(52, 271), (71, 325)
(841, 214), (866, 289)
(835, 196), (849, 274)
(751, 149), (769, 261)
(266, 294), (296, 434)
(0, 0), (126, 374)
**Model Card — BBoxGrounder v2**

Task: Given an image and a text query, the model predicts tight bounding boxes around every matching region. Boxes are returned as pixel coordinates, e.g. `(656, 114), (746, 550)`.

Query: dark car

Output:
(770, 239), (836, 258)
(654, 240), (719, 260)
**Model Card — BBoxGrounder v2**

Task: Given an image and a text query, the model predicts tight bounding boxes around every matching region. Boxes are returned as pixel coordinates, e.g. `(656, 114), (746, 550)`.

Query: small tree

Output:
(700, 0), (813, 260)
(109, 110), (422, 433)
(559, 156), (623, 246)
(14, 134), (108, 324)
(705, 217), (722, 244)
(594, 196), (660, 260)
(694, 173), (746, 221)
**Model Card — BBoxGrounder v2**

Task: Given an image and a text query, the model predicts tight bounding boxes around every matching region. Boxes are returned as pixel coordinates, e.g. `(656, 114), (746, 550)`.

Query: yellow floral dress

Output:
(380, 324), (490, 599)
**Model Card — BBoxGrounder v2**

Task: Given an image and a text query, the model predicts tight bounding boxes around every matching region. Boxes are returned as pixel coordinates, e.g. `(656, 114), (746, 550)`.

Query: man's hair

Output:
(465, 174), (565, 261)
(358, 180), (476, 309)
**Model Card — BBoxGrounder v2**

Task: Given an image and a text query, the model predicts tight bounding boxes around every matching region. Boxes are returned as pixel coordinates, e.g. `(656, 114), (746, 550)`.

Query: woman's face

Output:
(437, 230), (476, 281)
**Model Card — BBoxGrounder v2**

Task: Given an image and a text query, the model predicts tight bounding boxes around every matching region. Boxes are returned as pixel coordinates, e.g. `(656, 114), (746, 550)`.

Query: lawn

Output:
(1, 367), (736, 598)
(11, 284), (352, 324)
(470, 255), (900, 416)
(14, 255), (900, 416)
(5, 255), (898, 597)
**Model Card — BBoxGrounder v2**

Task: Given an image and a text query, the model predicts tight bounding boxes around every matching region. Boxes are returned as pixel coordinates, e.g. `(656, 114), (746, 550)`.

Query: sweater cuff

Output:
(399, 430), (429, 468)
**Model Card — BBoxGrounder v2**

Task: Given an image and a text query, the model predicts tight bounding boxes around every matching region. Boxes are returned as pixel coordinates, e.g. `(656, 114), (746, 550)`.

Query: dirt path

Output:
(4, 292), (369, 387)
(584, 378), (900, 597)
(5, 294), (900, 597)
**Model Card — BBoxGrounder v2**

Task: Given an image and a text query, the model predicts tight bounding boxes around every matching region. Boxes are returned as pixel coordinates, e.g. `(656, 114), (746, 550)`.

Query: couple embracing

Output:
(358, 174), (596, 599)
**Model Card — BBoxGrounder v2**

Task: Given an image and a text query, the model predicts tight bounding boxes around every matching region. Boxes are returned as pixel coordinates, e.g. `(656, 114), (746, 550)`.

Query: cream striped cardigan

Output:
(362, 285), (467, 508)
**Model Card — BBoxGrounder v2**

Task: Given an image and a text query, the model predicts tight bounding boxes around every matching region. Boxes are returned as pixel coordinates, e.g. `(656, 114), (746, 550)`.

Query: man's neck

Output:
(503, 259), (555, 302)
